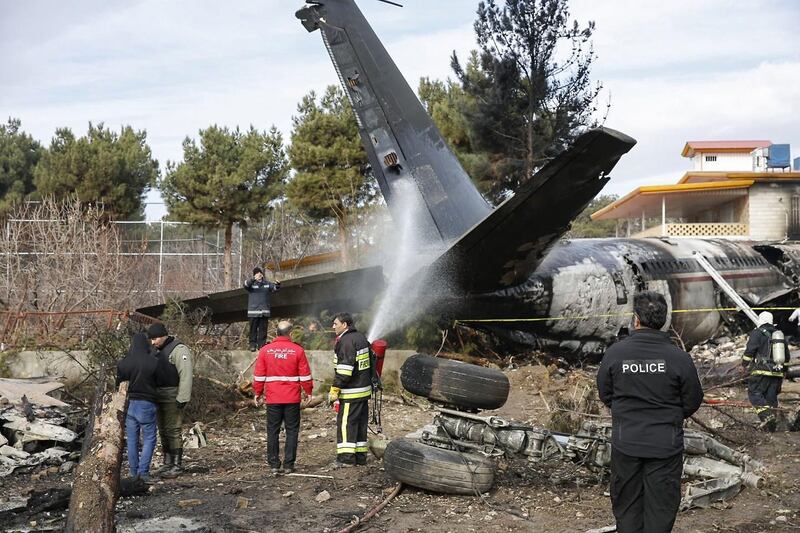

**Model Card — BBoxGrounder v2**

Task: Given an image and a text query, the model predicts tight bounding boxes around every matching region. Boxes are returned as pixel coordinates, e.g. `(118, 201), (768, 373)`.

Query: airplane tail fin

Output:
(297, 0), (492, 245)
(428, 127), (637, 292)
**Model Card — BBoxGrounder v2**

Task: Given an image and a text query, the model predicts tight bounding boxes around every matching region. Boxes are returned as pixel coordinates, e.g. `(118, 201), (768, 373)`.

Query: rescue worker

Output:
(148, 322), (193, 478)
(329, 312), (372, 467)
(244, 266), (281, 351)
(116, 332), (160, 482)
(253, 320), (313, 475)
(742, 311), (786, 432)
(597, 291), (704, 533)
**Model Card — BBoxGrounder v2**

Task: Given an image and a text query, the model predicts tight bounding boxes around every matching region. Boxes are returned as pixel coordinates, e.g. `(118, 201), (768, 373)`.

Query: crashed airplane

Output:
(139, 0), (800, 355)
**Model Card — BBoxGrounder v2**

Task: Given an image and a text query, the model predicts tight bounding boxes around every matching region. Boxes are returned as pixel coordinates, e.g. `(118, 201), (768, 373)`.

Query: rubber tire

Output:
(400, 353), (510, 410)
(383, 438), (496, 495)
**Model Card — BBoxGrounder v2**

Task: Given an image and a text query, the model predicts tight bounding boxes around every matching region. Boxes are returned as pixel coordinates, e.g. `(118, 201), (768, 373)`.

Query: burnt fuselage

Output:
(460, 238), (797, 353)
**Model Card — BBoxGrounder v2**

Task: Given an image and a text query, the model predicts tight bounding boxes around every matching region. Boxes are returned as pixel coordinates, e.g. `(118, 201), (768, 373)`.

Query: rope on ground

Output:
(336, 482), (404, 533)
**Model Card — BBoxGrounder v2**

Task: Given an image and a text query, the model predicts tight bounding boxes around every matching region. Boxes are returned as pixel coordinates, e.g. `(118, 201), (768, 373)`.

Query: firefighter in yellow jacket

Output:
(328, 312), (372, 467)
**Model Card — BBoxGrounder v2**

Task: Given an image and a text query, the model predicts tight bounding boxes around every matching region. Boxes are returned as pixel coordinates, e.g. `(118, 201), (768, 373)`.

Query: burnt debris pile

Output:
(0, 378), (85, 478)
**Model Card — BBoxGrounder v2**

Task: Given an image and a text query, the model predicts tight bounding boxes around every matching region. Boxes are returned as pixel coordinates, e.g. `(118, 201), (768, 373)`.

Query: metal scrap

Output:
(407, 409), (765, 511)
(0, 378), (81, 477)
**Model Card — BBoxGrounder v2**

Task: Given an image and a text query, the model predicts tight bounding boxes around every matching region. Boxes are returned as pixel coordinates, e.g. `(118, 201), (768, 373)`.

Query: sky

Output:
(2, 0), (799, 220)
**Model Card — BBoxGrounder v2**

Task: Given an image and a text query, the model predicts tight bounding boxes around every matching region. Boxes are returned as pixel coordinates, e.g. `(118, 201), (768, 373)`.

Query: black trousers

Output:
(266, 403), (300, 469)
(747, 375), (782, 423)
(336, 400), (369, 465)
(610, 448), (682, 533)
(248, 316), (268, 348)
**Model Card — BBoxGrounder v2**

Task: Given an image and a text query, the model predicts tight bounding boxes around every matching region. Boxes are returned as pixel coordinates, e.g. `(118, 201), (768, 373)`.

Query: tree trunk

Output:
(337, 215), (350, 269)
(65, 381), (129, 533)
(223, 222), (233, 290)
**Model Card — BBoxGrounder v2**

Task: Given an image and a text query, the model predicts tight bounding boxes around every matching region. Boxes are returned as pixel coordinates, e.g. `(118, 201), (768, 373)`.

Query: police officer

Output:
(244, 267), (281, 351)
(742, 311), (786, 432)
(328, 312), (372, 467)
(597, 291), (703, 533)
(148, 322), (193, 479)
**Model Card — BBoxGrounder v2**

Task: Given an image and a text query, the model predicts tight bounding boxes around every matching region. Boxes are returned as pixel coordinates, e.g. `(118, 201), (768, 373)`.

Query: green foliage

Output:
(286, 85), (378, 266)
(451, 0), (604, 203)
(566, 193), (619, 238)
(0, 118), (43, 218)
(84, 326), (139, 386)
(418, 77), (499, 199)
(33, 123), (158, 220)
(161, 124), (288, 287)
(161, 125), (287, 228)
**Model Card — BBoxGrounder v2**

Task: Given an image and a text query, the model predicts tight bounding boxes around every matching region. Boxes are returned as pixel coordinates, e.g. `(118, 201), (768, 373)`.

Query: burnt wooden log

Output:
(65, 381), (128, 533)
(80, 367), (108, 460)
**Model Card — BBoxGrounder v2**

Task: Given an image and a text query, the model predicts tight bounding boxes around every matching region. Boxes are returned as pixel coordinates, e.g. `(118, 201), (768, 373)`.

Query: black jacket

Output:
(333, 328), (372, 402)
(116, 333), (160, 403)
(597, 328), (703, 458)
(743, 325), (785, 377)
(244, 277), (280, 317)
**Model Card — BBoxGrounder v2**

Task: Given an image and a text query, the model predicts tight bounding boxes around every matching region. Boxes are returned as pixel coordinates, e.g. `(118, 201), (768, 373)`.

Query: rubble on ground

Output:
(0, 378), (84, 477)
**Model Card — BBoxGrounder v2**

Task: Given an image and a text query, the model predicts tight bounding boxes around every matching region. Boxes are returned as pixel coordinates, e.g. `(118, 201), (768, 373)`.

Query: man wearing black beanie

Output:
(147, 322), (193, 478)
(244, 266), (281, 351)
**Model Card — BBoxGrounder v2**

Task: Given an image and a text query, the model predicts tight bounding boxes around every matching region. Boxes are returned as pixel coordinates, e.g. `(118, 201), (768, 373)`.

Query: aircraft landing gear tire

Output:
(400, 353), (510, 410)
(383, 438), (496, 495)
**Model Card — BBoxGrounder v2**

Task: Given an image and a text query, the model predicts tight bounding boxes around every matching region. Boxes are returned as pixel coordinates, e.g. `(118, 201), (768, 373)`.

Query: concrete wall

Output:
(692, 152), (754, 171)
(748, 182), (795, 240)
(3, 349), (417, 391)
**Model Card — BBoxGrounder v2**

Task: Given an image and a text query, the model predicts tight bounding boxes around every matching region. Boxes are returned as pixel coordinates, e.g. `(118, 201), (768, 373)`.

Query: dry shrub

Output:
(548, 371), (602, 433)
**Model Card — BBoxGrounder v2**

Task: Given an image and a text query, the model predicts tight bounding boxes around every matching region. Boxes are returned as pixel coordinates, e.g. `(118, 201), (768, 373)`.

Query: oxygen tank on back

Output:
(771, 329), (786, 366)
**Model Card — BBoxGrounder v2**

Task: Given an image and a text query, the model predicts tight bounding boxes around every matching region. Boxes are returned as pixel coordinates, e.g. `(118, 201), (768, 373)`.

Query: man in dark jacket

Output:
(597, 291), (703, 533)
(742, 311), (787, 432)
(244, 266), (281, 351)
(148, 322), (193, 478)
(329, 312), (372, 467)
(253, 321), (313, 475)
(117, 332), (160, 482)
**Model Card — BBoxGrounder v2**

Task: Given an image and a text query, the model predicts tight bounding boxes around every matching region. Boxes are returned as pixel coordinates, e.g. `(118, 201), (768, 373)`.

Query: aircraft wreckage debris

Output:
(0, 378), (84, 478)
(383, 353), (780, 513)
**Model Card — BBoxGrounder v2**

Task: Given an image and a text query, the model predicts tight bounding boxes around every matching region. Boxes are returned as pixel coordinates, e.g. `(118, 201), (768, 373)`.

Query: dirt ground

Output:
(1, 365), (799, 532)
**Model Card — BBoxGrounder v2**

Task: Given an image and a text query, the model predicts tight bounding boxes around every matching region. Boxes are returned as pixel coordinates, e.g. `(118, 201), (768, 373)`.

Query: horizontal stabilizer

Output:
(427, 127), (636, 293)
(136, 266), (385, 324)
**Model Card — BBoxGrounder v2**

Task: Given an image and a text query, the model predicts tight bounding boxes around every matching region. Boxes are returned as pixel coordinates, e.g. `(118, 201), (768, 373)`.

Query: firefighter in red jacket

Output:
(253, 321), (313, 475)
(329, 312), (372, 467)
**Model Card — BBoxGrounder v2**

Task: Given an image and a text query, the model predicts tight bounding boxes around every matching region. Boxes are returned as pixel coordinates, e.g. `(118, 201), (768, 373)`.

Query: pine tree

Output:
(286, 85), (377, 268)
(161, 125), (288, 289)
(452, 0), (605, 203)
(33, 123), (158, 219)
(0, 118), (43, 218)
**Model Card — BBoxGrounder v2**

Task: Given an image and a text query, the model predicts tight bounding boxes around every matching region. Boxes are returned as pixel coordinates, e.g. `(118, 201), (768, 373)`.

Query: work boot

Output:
(153, 451), (174, 476)
(759, 416), (777, 433)
(160, 448), (184, 479)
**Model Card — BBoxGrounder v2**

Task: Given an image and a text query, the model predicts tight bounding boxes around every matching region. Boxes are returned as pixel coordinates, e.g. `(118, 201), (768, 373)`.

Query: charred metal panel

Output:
(753, 243), (800, 286)
(296, 0), (491, 244)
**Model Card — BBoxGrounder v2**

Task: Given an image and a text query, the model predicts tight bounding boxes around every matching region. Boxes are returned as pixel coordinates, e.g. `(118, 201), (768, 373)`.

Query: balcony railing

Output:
(633, 223), (749, 238)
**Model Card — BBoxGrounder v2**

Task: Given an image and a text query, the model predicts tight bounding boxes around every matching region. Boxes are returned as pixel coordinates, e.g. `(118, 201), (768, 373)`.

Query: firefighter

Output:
(253, 321), (313, 475)
(328, 312), (372, 467)
(597, 291), (703, 533)
(742, 311), (787, 432)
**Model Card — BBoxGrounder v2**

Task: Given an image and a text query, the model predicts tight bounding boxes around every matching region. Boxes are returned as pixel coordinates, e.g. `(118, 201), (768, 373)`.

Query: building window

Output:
(705, 155), (717, 162)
